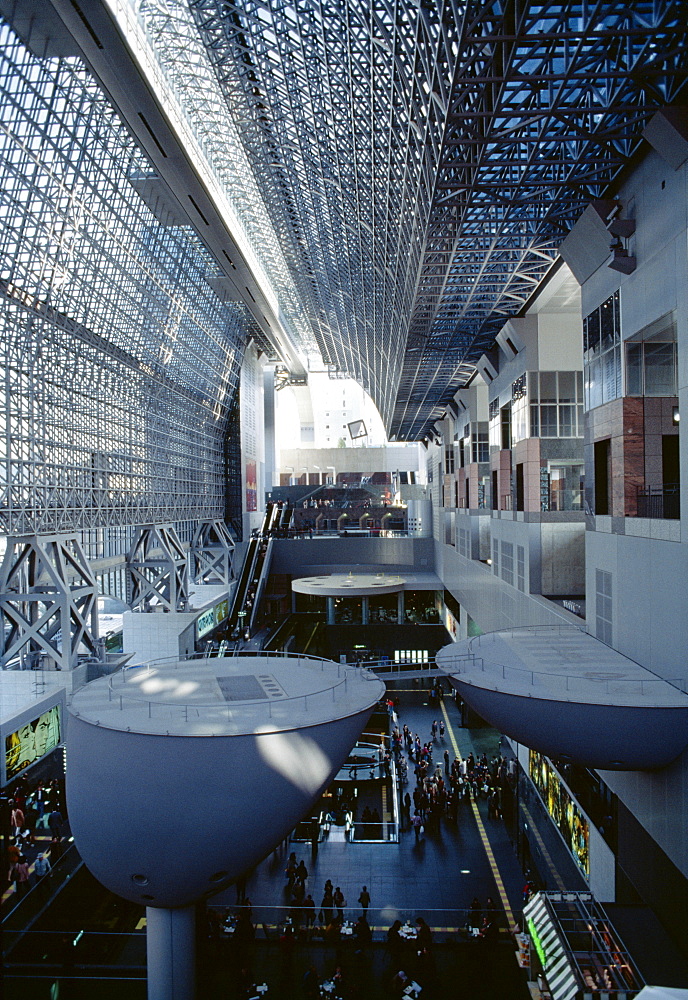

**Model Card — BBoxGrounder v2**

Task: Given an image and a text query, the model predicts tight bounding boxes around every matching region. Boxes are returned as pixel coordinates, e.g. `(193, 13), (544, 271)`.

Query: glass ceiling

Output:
(146, 1), (688, 437)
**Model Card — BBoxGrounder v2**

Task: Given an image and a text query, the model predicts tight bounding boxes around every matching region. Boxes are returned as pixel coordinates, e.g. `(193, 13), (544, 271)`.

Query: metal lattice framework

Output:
(190, 519), (235, 584)
(0, 20), (250, 540)
(125, 523), (189, 612)
(189, 0), (688, 438)
(0, 534), (100, 671)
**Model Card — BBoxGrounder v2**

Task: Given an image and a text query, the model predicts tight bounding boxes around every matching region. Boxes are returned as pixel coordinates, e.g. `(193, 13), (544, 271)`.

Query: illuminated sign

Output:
(214, 599), (229, 625)
(196, 608), (216, 638)
(527, 917), (548, 969)
(529, 750), (590, 879)
(5, 705), (61, 780)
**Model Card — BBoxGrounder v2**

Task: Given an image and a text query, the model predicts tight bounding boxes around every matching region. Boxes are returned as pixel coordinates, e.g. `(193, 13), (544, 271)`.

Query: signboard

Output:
(5, 705), (61, 781)
(246, 460), (257, 512)
(196, 607), (216, 639)
(529, 750), (590, 879)
(214, 599), (229, 625)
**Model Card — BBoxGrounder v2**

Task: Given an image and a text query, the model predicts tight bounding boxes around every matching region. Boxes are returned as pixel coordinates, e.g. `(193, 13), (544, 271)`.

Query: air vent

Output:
(69, 0), (103, 48)
(188, 195), (209, 225)
(216, 674), (287, 702)
(137, 114), (167, 158)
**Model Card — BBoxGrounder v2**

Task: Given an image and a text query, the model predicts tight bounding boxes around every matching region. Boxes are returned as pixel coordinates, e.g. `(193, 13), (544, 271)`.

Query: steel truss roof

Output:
(187, 0), (688, 439)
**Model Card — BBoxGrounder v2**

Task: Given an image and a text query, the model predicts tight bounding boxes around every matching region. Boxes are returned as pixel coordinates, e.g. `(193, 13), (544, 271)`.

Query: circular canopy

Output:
(292, 572), (405, 598)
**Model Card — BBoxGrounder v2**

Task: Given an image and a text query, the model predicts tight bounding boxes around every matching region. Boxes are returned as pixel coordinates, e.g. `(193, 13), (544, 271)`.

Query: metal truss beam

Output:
(190, 519), (235, 585)
(125, 524), (189, 612)
(0, 534), (100, 671)
(188, 0), (688, 439)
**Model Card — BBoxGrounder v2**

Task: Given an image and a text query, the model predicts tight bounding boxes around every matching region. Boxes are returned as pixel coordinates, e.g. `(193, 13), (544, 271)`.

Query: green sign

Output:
(196, 607), (215, 638)
(527, 917), (548, 970)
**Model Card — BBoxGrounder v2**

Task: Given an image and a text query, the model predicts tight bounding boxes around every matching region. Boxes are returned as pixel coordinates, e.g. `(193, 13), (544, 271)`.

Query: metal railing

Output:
(636, 483), (680, 519)
(70, 652), (382, 727)
(439, 626), (688, 698)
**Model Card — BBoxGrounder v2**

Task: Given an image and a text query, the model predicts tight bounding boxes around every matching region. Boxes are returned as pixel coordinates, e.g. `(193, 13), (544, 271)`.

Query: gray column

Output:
(362, 597), (369, 625)
(397, 591), (405, 624)
(327, 597), (336, 625)
(147, 905), (196, 1000)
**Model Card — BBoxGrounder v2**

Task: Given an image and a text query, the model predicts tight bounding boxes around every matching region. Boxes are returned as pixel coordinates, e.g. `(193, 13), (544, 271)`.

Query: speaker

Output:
(643, 107), (688, 171)
(558, 200), (617, 283)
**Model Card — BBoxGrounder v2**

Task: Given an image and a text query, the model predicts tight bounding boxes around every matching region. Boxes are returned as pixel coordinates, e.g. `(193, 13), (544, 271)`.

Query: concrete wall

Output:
(580, 147), (688, 880)
(269, 536), (435, 577)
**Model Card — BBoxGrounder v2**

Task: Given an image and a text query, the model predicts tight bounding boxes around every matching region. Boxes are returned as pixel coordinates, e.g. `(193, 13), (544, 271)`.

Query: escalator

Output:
(226, 503), (281, 639)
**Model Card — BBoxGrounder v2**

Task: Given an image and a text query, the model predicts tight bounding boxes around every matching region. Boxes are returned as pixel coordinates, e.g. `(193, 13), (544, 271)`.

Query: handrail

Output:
(87, 653), (382, 725)
(439, 627), (688, 697)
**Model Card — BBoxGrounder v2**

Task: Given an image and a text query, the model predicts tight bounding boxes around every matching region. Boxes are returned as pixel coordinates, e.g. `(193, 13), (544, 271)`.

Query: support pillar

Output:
(147, 905), (196, 1000)
(397, 591), (405, 624)
(327, 597), (336, 625)
(362, 596), (369, 625)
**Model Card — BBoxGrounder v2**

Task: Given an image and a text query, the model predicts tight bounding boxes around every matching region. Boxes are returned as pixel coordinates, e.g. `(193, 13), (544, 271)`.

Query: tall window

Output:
(584, 292), (621, 409)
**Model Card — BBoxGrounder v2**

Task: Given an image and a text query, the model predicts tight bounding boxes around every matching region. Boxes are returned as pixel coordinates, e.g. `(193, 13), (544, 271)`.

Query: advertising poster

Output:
(246, 460), (257, 512)
(5, 705), (61, 781)
(529, 750), (589, 879)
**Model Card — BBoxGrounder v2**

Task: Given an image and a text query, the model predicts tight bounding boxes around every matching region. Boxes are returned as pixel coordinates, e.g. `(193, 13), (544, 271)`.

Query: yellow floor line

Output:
(520, 801), (566, 891)
(440, 700), (516, 931)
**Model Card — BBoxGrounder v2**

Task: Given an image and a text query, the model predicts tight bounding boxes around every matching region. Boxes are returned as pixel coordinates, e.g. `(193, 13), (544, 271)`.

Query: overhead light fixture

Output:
(673, 406), (680, 424)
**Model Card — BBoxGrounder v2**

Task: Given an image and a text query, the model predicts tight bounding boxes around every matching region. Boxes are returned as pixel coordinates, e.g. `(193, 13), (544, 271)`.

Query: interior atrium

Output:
(1, 2), (688, 999)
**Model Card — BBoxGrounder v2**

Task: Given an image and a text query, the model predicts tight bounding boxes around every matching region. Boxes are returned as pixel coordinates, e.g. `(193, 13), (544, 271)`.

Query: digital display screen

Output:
(196, 608), (216, 638)
(529, 750), (589, 879)
(5, 705), (61, 780)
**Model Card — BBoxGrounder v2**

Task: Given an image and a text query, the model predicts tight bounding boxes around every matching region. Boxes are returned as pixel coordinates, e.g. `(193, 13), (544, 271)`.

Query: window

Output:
(584, 292), (621, 408)
(501, 541), (514, 585)
(595, 570), (613, 645)
(626, 336), (677, 397)
(517, 546), (525, 592)
(529, 372), (584, 437)
(492, 537), (499, 575)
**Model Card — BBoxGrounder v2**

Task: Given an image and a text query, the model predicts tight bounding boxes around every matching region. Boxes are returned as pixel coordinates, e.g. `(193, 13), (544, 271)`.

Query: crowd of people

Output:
(1, 773), (68, 905)
(391, 718), (513, 841)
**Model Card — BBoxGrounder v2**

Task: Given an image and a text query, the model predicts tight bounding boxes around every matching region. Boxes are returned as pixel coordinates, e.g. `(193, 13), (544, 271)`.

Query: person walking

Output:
(333, 886), (345, 922)
(411, 811), (423, 843)
(358, 885), (370, 914)
(34, 852), (51, 880)
(11, 854), (30, 897)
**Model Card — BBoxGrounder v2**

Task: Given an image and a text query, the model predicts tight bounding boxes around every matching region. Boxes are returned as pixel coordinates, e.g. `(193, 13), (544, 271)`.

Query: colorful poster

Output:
(5, 705), (61, 780)
(529, 750), (590, 879)
(246, 460), (257, 512)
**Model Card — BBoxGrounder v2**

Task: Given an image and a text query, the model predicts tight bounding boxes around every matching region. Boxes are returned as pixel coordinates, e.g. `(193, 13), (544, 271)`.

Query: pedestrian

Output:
(358, 885), (370, 913)
(333, 885), (345, 922)
(11, 854), (30, 897)
(34, 852), (51, 880)
(295, 859), (308, 885)
(320, 884), (334, 925)
(411, 811), (423, 842)
(444, 748), (450, 775)
(304, 893), (316, 929)
(431, 719), (438, 741)
(439, 719), (445, 739)
(48, 808), (63, 840)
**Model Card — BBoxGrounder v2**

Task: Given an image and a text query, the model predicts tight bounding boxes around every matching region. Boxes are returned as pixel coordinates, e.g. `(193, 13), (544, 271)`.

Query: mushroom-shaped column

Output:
(67, 653), (385, 999)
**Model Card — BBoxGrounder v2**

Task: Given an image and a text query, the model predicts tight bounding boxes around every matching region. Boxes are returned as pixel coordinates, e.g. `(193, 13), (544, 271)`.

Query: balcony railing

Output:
(636, 483), (680, 520)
